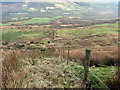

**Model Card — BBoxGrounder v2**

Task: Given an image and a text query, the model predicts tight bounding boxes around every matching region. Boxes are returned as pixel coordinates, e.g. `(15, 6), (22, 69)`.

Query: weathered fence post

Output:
(67, 46), (70, 64)
(60, 49), (62, 61)
(83, 48), (91, 83)
(62, 47), (65, 60)
(60, 48), (63, 61)
(52, 30), (56, 43)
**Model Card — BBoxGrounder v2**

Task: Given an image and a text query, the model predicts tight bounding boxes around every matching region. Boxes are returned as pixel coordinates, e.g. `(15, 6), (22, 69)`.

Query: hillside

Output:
(2, 2), (118, 23)
(1, 1), (120, 89)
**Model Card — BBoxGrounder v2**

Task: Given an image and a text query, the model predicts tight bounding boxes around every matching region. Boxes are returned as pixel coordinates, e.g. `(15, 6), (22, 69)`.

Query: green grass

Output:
(12, 17), (29, 20)
(89, 66), (116, 88)
(52, 16), (62, 19)
(2, 21), (118, 41)
(0, 23), (11, 26)
(10, 18), (53, 25)
(57, 22), (118, 38)
(91, 22), (118, 34)
(2, 30), (22, 41)
(68, 62), (116, 88)
(57, 28), (94, 38)
(1, 16), (62, 26)
(2, 29), (52, 41)
(1, 18), (52, 26)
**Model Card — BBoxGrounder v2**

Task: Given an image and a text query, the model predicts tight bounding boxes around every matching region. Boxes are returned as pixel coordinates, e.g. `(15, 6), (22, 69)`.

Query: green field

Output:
(2, 29), (52, 41)
(57, 22), (118, 38)
(2, 18), (52, 26)
(2, 22), (118, 42)
(1, 16), (62, 26)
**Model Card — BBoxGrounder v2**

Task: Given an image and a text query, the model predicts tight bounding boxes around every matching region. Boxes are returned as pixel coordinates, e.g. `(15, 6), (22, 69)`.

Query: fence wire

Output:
(89, 69), (110, 89)
(57, 46), (113, 89)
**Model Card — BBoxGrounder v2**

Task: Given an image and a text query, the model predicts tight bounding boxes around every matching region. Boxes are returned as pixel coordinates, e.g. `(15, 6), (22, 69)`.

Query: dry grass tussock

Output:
(106, 68), (120, 89)
(20, 49), (41, 59)
(2, 50), (27, 88)
(2, 49), (54, 88)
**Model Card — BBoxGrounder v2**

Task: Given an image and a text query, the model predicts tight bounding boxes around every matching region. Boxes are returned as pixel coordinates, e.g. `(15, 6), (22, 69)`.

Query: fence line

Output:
(6, 45), (115, 89)
(43, 45), (115, 89)
(61, 46), (111, 89)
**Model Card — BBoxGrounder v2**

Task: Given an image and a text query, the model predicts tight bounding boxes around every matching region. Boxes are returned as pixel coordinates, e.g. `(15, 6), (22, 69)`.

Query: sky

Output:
(1, 0), (120, 2)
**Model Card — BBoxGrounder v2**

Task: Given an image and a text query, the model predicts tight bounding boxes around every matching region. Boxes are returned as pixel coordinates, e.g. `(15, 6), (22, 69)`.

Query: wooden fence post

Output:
(83, 48), (91, 83)
(60, 49), (62, 61)
(67, 46), (70, 64)
(62, 47), (65, 60)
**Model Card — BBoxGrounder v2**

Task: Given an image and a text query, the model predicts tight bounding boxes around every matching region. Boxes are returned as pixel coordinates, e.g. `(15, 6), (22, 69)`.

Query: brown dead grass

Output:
(1, 46), (119, 88)
(106, 68), (120, 89)
(21, 49), (40, 59)
(2, 50), (26, 88)
(55, 47), (119, 66)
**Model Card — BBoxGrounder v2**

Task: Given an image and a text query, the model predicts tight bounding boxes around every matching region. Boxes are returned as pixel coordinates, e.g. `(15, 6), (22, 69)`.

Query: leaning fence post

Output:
(83, 48), (91, 83)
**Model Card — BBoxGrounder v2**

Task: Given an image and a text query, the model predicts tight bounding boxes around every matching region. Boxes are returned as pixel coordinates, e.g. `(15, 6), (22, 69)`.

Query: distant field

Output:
(1, 16), (62, 26)
(2, 21), (118, 42)
(2, 29), (52, 41)
(57, 22), (118, 38)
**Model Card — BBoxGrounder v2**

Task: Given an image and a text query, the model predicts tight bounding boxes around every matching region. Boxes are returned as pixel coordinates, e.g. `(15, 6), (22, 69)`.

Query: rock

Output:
(30, 41), (34, 44)
(3, 42), (8, 45)
(15, 44), (25, 48)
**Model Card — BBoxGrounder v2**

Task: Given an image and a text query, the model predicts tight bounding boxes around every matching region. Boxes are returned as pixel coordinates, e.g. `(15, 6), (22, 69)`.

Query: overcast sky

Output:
(1, 0), (120, 2)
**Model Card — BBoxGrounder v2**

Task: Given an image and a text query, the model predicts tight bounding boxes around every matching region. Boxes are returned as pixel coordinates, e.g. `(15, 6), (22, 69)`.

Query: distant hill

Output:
(2, 2), (118, 22)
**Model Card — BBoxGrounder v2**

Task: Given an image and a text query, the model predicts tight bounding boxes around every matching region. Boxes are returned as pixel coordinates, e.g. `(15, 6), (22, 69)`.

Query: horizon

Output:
(1, 0), (120, 2)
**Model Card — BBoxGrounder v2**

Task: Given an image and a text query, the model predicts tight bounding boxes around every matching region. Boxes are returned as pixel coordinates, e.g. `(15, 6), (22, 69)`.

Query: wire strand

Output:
(89, 69), (110, 90)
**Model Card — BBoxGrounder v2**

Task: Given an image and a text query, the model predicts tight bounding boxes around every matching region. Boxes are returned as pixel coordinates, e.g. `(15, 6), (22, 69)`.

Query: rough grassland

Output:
(2, 22), (118, 42)
(57, 22), (118, 38)
(2, 50), (116, 88)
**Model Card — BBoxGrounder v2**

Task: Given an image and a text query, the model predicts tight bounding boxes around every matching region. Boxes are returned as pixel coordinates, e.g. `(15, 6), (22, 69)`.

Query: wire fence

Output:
(36, 45), (117, 89)
(54, 45), (116, 89)
(3, 44), (117, 89)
